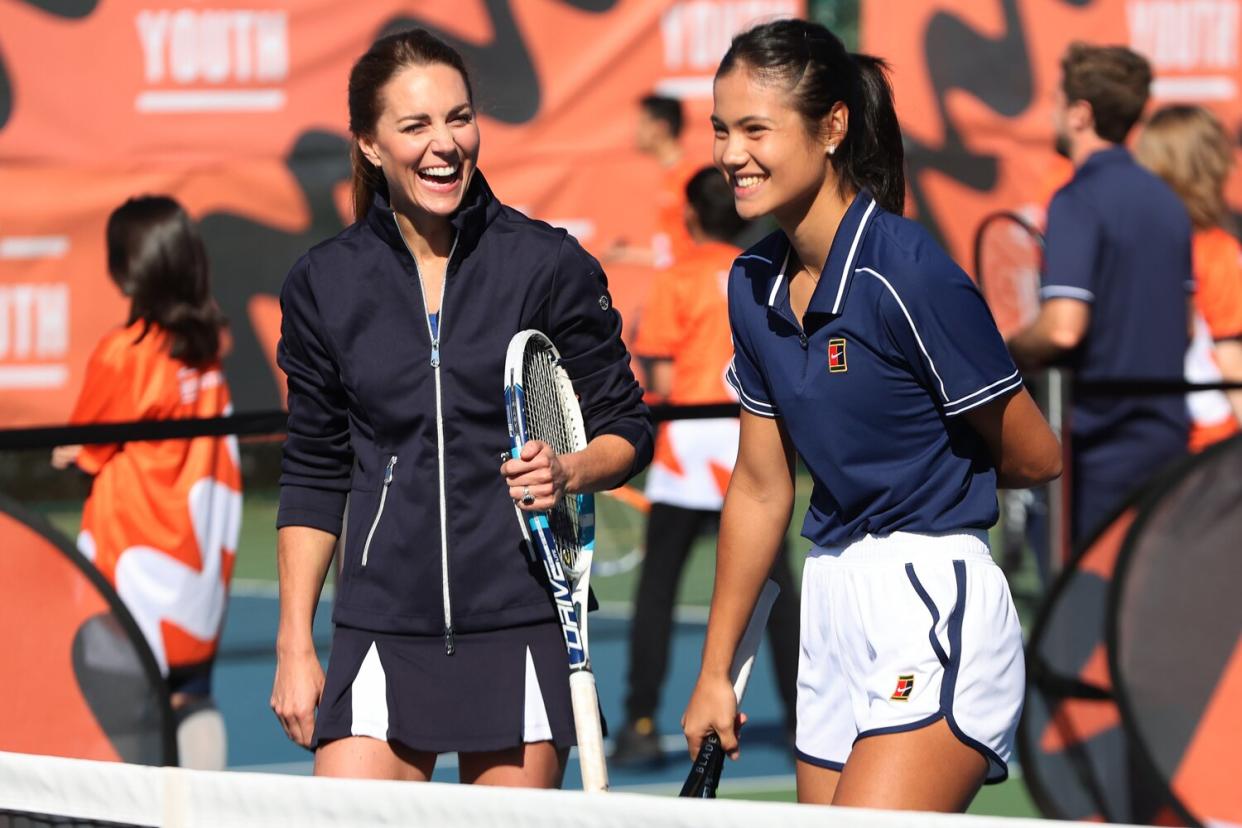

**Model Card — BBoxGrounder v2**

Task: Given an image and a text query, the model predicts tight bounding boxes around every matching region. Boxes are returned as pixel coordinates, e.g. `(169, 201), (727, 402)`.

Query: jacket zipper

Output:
(360, 455), (397, 566)
(394, 213), (459, 655)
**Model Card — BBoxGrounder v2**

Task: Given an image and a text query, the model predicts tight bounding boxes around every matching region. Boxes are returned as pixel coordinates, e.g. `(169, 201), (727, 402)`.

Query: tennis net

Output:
(0, 750), (1147, 828)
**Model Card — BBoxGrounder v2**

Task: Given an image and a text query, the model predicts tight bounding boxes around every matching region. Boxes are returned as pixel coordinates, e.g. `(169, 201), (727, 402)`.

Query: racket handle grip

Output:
(679, 732), (726, 798)
(570, 671), (609, 792)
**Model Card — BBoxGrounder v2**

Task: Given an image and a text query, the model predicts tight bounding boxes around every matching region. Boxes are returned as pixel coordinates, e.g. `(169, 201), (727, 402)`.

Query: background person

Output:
(612, 167), (799, 767)
(52, 195), (242, 770)
(604, 95), (699, 270)
(1008, 43), (1192, 545)
(1136, 104), (1242, 452)
(269, 29), (651, 787)
(681, 19), (1061, 812)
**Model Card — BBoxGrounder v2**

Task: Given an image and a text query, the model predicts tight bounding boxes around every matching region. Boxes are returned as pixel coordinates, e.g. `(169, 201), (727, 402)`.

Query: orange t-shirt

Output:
(651, 157), (699, 269)
(71, 321), (242, 675)
(1186, 227), (1242, 451)
(634, 241), (739, 509)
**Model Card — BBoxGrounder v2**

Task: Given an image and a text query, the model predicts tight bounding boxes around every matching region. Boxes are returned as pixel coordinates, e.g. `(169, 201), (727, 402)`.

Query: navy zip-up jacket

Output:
(276, 173), (652, 643)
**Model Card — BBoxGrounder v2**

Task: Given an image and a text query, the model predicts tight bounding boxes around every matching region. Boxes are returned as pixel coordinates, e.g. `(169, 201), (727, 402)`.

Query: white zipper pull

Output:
(431, 338), (440, 368)
(361, 455), (398, 567)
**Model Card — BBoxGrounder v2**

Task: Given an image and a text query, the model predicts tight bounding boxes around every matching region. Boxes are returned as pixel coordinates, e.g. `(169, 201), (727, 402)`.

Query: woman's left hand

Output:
(501, 440), (573, 512)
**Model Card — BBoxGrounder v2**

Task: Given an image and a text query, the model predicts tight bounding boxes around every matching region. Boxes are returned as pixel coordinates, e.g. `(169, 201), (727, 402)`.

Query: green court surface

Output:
(27, 477), (1043, 818)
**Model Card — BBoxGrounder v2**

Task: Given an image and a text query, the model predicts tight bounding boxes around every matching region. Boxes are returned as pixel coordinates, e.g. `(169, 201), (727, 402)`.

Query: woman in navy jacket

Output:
(269, 29), (652, 787)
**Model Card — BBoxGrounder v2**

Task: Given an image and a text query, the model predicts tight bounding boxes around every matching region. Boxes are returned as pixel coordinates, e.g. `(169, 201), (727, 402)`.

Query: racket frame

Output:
(503, 330), (608, 792)
(679, 579), (781, 798)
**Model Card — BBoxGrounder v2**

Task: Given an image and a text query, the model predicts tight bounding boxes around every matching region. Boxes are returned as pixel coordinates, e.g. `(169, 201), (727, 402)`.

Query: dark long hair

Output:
(348, 29), (474, 222)
(717, 19), (905, 215)
(106, 196), (224, 367)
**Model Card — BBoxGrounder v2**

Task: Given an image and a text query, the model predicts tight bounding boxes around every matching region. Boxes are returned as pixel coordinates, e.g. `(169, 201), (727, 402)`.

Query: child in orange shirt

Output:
(612, 168), (799, 765)
(53, 196), (242, 768)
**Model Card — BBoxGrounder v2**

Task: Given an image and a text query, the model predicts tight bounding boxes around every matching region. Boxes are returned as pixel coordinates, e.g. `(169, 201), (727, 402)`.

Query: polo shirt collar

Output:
(1079, 144), (1131, 174)
(765, 189), (878, 320)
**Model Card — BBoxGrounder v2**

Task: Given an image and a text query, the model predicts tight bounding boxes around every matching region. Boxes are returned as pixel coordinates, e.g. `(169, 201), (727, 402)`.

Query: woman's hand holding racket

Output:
(501, 439), (572, 512)
(682, 674), (747, 761)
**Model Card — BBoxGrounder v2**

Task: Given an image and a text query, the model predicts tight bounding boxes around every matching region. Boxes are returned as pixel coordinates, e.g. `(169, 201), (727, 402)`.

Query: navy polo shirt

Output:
(1041, 146), (1190, 474)
(726, 191), (1022, 547)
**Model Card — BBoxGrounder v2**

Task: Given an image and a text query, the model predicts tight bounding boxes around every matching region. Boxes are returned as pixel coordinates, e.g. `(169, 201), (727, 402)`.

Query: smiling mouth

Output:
(418, 163), (462, 187)
(732, 172), (767, 194)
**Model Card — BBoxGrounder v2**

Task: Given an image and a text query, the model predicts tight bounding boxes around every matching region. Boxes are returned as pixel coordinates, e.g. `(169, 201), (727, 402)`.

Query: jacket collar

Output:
(766, 189), (878, 322)
(366, 171), (500, 262)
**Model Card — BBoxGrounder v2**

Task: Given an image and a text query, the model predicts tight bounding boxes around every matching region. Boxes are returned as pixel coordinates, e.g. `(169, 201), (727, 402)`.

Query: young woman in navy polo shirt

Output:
(681, 20), (1061, 811)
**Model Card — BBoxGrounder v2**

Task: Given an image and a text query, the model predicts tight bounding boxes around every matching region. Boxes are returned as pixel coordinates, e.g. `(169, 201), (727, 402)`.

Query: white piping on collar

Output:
(767, 249), (791, 307)
(831, 197), (877, 314)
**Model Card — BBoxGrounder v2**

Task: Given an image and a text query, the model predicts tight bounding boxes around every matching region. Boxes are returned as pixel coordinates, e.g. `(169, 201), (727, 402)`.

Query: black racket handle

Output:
(679, 732), (726, 798)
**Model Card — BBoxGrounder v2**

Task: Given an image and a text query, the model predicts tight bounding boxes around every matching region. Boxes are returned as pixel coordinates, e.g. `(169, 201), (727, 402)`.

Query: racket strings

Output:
(521, 343), (583, 570)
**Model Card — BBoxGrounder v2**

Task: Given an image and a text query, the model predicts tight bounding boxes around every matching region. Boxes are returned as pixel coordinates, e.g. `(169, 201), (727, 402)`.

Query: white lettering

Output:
(135, 10), (170, 83)
(1128, 0), (1239, 71)
(0, 284), (71, 361)
(11, 286), (34, 359)
(34, 285), (68, 358)
(660, 0), (800, 72)
(134, 8), (290, 86)
(254, 12), (288, 81)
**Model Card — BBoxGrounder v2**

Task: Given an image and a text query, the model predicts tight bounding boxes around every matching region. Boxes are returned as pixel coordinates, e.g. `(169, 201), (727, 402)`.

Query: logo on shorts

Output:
(891, 674), (915, 701)
(827, 338), (848, 373)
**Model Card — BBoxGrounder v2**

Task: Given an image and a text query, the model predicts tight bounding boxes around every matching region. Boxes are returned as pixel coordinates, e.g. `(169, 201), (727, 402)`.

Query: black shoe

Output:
(610, 717), (664, 768)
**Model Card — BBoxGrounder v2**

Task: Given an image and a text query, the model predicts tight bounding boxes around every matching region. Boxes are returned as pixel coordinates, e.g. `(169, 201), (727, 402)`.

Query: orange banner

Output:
(863, 0), (1242, 269)
(0, 0), (803, 426)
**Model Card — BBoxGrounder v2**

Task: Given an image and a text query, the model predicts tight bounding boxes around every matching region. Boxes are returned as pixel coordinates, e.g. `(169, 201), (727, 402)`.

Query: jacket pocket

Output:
(361, 454), (397, 567)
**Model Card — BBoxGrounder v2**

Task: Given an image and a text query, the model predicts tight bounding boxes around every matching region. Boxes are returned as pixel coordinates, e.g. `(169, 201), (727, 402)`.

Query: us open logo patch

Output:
(827, 338), (848, 373)
(891, 674), (914, 701)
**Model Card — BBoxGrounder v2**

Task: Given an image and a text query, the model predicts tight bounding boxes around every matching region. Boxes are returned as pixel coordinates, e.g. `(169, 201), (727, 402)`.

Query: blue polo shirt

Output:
(726, 191), (1022, 547)
(1041, 146), (1190, 474)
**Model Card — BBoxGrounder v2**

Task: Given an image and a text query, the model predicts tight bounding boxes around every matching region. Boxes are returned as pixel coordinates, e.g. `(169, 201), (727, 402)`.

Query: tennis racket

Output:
(973, 210), (1045, 341)
(679, 579), (780, 799)
(503, 329), (608, 793)
(592, 485), (648, 578)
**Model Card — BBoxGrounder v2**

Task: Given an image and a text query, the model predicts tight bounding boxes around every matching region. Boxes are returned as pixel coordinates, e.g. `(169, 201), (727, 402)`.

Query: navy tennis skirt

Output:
(312, 619), (580, 754)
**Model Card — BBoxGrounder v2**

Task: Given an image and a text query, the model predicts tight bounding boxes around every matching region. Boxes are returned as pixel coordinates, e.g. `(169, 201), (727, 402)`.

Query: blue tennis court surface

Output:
(218, 590), (796, 792)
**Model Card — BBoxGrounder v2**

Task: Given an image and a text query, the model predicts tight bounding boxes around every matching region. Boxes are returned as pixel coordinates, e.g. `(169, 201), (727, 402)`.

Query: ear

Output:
(824, 101), (849, 156)
(357, 135), (383, 169)
(1067, 99), (1094, 134)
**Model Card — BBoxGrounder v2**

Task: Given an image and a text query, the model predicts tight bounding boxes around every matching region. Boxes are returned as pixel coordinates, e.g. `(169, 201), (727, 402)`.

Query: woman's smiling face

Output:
(359, 61), (480, 221)
(711, 64), (834, 226)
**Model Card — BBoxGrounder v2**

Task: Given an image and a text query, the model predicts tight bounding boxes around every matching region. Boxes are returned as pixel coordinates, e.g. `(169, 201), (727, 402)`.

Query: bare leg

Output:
(831, 718), (988, 811)
(796, 760), (841, 804)
(459, 741), (568, 788)
(314, 736), (437, 781)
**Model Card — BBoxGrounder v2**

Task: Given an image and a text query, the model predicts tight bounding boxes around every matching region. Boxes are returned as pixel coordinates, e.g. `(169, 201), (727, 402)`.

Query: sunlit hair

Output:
(106, 195), (225, 367)
(1060, 42), (1151, 144)
(1136, 105), (1234, 230)
(716, 18), (905, 215)
(347, 29), (473, 221)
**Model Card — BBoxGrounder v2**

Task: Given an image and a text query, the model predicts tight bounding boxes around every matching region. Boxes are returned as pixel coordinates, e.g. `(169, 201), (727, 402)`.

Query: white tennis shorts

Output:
(795, 529), (1023, 783)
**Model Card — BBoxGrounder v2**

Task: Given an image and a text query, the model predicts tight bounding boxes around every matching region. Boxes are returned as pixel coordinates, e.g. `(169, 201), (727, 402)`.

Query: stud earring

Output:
(828, 144), (837, 156)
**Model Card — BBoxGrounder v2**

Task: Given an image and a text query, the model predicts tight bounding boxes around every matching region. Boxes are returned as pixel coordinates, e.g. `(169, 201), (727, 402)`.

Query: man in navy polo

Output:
(1009, 43), (1191, 546)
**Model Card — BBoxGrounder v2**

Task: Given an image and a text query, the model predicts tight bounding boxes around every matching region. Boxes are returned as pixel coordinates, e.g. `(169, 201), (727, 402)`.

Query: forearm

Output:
(1007, 320), (1072, 372)
(275, 525), (337, 656)
(700, 485), (793, 680)
(564, 433), (637, 493)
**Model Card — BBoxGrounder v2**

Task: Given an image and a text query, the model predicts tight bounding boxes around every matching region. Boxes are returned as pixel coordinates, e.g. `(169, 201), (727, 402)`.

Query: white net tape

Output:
(0, 751), (1146, 828)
